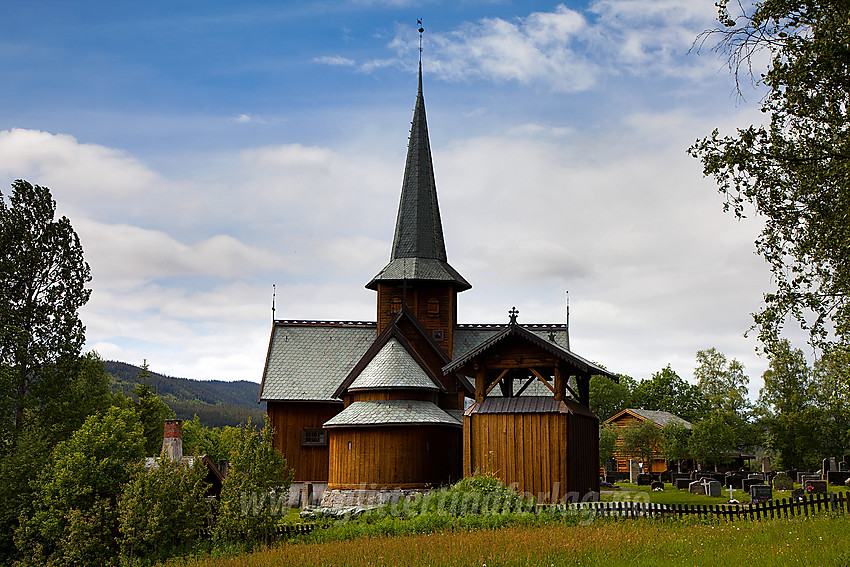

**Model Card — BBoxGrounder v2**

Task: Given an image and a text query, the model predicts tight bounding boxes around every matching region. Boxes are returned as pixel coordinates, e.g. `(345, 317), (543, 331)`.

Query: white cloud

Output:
(313, 55), (356, 66)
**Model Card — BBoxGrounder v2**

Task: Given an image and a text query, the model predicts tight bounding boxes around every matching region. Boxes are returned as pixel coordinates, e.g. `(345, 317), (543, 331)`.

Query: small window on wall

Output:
(391, 297), (403, 313)
(427, 298), (440, 317)
(301, 429), (327, 446)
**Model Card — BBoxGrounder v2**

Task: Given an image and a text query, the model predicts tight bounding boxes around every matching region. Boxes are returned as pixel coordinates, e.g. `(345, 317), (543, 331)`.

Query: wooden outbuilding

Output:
(602, 408), (692, 473)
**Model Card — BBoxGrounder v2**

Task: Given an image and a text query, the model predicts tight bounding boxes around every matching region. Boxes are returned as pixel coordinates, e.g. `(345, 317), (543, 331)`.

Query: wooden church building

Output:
(258, 64), (618, 506)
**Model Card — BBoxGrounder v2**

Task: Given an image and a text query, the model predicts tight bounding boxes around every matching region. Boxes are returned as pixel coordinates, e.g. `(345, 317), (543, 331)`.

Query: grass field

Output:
(172, 514), (850, 567)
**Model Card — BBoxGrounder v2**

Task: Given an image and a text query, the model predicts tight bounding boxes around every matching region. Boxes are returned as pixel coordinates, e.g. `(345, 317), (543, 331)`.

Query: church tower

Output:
(366, 63), (470, 358)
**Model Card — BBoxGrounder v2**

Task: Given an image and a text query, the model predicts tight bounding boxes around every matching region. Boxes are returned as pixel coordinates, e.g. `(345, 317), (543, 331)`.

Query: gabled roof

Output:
(323, 399), (462, 428)
(366, 64), (469, 292)
(332, 307), (462, 398)
(258, 320), (578, 402)
(603, 408), (692, 429)
(348, 337), (441, 391)
(443, 319), (617, 381)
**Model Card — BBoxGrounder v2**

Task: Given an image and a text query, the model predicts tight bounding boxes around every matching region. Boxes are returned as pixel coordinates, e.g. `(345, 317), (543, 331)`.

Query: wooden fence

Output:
(557, 491), (850, 522)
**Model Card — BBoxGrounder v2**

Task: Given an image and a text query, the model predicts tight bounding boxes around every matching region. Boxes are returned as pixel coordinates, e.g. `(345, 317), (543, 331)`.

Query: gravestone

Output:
(823, 459), (830, 478)
(748, 473), (765, 480)
(675, 478), (691, 490)
(800, 474), (820, 489)
(830, 457), (838, 471)
(725, 473), (745, 488)
(797, 472), (812, 484)
(826, 471), (850, 486)
(762, 456), (771, 473)
(651, 481), (664, 491)
(806, 480), (828, 494)
(637, 474), (653, 486)
(704, 480), (722, 498)
(629, 459), (640, 485)
(742, 478), (761, 492)
(749, 484), (772, 504)
(792, 488), (804, 500)
(689, 481), (706, 495)
(772, 472), (793, 491)
(660, 470), (674, 483)
(841, 461), (848, 472)
(845, 477), (850, 488)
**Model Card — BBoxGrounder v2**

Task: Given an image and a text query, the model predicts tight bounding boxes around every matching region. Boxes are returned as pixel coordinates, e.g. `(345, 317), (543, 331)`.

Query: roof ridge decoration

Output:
(366, 63), (470, 291)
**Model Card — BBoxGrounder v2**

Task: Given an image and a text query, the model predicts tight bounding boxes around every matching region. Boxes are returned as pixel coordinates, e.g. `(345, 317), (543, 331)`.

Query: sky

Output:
(0, 0), (795, 397)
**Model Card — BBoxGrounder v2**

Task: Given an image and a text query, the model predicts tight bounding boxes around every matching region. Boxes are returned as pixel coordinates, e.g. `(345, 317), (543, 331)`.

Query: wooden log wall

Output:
(267, 401), (341, 482)
(328, 425), (461, 489)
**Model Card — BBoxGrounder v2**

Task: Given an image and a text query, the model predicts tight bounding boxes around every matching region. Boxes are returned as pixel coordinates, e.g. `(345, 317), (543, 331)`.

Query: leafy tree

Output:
(182, 414), (240, 464)
(15, 406), (145, 566)
(589, 373), (635, 421)
(631, 365), (710, 423)
(688, 413), (737, 468)
(0, 180), (91, 443)
(599, 424), (619, 475)
(811, 344), (850, 457)
(118, 454), (212, 561)
(694, 348), (750, 417)
(689, 1), (850, 352)
(661, 422), (692, 473)
(131, 362), (175, 455)
(620, 419), (662, 473)
(214, 416), (292, 545)
(757, 339), (822, 469)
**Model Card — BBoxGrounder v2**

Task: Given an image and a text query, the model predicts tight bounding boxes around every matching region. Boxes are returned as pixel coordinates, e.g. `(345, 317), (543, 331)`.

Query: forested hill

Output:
(104, 361), (266, 428)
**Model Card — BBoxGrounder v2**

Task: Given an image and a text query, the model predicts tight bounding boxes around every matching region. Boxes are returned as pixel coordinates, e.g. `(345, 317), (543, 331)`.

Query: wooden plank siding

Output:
(267, 401), (342, 482)
(606, 413), (667, 473)
(328, 425), (461, 489)
(463, 412), (598, 502)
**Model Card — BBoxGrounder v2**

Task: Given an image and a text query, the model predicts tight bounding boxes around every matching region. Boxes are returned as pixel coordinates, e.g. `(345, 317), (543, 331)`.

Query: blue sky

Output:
(1, 1), (789, 396)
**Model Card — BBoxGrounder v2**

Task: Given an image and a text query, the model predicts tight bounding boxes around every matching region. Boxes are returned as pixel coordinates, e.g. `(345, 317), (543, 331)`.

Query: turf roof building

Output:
(258, 65), (618, 506)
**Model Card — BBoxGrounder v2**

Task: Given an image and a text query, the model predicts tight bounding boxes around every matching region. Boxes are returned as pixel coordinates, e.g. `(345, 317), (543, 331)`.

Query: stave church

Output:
(258, 62), (618, 507)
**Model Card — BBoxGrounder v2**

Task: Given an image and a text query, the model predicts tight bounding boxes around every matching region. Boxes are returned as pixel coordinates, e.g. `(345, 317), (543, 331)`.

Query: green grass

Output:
(171, 514), (850, 567)
(604, 482), (848, 505)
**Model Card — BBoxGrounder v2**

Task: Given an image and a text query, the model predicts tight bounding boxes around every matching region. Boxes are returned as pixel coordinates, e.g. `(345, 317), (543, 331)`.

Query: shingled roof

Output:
(606, 408), (693, 429)
(258, 321), (582, 402)
(348, 337), (441, 391)
(366, 64), (470, 292)
(323, 399), (462, 428)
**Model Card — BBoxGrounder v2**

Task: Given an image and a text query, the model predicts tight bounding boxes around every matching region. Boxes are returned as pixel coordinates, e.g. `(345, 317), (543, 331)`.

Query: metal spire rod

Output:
(418, 19), (424, 63)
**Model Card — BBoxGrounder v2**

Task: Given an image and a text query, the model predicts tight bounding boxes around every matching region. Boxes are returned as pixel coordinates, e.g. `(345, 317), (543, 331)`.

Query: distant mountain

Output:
(105, 360), (266, 428)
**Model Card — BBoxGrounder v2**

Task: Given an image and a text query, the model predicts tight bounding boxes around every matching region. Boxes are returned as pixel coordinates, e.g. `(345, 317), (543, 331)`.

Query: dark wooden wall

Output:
(463, 412), (599, 501)
(327, 425), (461, 489)
(267, 401), (341, 482)
(376, 282), (456, 358)
(606, 413), (666, 473)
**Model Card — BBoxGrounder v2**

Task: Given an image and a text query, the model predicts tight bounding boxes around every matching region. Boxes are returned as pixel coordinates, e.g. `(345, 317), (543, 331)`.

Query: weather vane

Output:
(418, 19), (424, 62)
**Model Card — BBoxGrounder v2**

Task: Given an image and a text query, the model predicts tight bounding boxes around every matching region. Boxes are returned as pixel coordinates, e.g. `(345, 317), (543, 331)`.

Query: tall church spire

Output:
(367, 63), (470, 291)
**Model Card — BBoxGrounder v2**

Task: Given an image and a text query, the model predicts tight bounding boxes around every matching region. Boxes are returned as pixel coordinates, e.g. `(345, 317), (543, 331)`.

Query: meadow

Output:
(172, 514), (850, 567)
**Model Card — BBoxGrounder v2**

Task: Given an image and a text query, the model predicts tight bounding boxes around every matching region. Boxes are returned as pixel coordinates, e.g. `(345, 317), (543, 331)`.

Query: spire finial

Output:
(508, 307), (519, 324)
(418, 19), (424, 65)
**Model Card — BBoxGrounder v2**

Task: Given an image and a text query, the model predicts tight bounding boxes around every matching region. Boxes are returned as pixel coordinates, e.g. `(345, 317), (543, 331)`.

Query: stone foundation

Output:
(320, 488), (425, 508)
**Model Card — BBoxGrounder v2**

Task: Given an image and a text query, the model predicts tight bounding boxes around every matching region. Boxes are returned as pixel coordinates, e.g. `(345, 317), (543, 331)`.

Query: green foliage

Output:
(589, 373), (635, 421)
(131, 362), (176, 455)
(812, 344), (850, 456)
(214, 416), (293, 545)
(688, 413), (737, 467)
(182, 414), (241, 464)
(631, 365), (710, 423)
(15, 406), (146, 566)
(661, 422), (692, 471)
(690, 0), (850, 351)
(620, 419), (662, 470)
(599, 424), (619, 470)
(118, 454), (213, 561)
(0, 180), (92, 443)
(694, 348), (750, 417)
